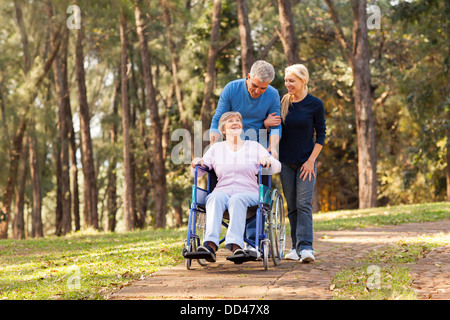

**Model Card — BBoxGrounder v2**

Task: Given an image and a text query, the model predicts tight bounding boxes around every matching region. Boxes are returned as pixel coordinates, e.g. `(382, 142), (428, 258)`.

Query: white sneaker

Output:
(299, 250), (315, 263)
(284, 249), (299, 260)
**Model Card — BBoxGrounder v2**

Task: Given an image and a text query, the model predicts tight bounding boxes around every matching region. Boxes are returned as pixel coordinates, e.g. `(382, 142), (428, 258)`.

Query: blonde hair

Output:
(280, 64), (309, 121)
(218, 111), (243, 138)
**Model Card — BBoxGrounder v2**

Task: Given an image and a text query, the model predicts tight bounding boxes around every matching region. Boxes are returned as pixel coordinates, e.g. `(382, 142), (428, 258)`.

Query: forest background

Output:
(0, 0), (448, 239)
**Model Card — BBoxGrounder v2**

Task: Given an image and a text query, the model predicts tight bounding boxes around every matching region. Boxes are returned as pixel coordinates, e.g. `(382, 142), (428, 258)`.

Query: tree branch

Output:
(324, 0), (352, 66)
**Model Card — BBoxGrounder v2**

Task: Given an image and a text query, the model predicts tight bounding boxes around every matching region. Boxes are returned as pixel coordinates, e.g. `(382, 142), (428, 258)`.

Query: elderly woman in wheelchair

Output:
(185, 111), (281, 265)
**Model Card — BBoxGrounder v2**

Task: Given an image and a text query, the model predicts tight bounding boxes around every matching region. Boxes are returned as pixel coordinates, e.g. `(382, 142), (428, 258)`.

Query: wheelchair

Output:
(182, 164), (286, 270)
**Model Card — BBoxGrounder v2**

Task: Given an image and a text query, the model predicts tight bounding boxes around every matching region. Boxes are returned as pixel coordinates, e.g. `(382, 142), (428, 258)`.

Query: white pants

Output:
(204, 191), (259, 251)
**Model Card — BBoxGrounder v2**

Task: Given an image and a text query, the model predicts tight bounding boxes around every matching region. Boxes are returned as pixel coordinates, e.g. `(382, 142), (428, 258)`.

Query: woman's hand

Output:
(299, 159), (315, 181)
(191, 157), (204, 169)
(259, 156), (272, 168)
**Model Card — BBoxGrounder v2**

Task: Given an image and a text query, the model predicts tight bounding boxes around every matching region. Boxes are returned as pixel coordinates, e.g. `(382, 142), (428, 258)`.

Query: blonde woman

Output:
(279, 64), (326, 263)
(190, 111), (281, 263)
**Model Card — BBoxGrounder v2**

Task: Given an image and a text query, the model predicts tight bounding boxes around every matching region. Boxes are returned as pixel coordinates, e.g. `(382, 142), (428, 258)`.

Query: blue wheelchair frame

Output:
(184, 164), (275, 265)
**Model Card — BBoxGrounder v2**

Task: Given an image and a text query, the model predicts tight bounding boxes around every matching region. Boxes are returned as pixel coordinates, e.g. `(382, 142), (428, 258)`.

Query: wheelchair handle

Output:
(194, 164), (210, 172)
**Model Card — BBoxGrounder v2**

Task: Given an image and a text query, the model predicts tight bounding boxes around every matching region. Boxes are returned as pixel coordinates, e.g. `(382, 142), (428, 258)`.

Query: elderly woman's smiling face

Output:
(223, 115), (243, 137)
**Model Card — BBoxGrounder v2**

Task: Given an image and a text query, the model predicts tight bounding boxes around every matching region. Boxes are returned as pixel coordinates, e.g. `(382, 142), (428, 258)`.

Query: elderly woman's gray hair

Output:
(218, 111), (243, 137)
(249, 60), (275, 83)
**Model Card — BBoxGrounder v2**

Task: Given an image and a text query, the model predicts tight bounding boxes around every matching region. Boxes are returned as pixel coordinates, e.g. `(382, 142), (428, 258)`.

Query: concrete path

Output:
(109, 220), (450, 300)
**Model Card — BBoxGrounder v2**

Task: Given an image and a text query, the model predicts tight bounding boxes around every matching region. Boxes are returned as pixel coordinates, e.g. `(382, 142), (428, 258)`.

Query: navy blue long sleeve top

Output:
(279, 93), (326, 164)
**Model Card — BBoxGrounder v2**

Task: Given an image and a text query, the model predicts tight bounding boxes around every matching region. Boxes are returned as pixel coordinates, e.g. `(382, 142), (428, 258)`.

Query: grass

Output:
(0, 201), (448, 300)
(313, 201), (449, 231)
(330, 231), (450, 300)
(0, 228), (186, 300)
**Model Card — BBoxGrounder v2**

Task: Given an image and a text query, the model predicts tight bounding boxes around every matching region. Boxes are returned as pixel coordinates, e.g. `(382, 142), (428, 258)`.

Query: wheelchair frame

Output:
(183, 164), (286, 270)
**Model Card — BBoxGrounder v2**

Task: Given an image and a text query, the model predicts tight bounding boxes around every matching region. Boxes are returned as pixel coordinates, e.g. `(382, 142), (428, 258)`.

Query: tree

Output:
(237, 0), (256, 77)
(160, 0), (194, 160)
(120, 6), (136, 231)
(75, 2), (99, 229)
(325, 0), (377, 208)
(0, 2), (61, 239)
(12, 140), (28, 239)
(46, 0), (72, 235)
(106, 74), (120, 232)
(134, 0), (168, 228)
(392, 0), (450, 202)
(200, 0), (222, 134)
(277, 0), (300, 65)
(28, 126), (43, 237)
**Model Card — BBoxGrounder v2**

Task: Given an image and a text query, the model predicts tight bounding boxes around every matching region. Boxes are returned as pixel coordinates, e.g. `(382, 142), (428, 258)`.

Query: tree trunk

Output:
(161, 0), (187, 125)
(13, 141), (29, 239)
(174, 204), (183, 228)
(28, 131), (43, 237)
(200, 0), (222, 134)
(237, 0), (256, 77)
(120, 8), (136, 231)
(351, 0), (377, 208)
(13, 1), (31, 72)
(446, 0), (450, 201)
(54, 138), (62, 236)
(67, 73), (80, 231)
(277, 0), (300, 65)
(106, 73), (121, 232)
(447, 134), (450, 201)
(134, 0), (167, 228)
(75, 8), (99, 229)
(46, 0), (72, 235)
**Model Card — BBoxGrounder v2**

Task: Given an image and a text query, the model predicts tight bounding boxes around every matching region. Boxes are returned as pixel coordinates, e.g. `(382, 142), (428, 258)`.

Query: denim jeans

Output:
(280, 162), (316, 253)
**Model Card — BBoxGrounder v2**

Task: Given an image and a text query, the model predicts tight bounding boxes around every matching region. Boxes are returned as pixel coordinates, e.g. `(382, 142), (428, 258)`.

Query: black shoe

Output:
(197, 245), (216, 262)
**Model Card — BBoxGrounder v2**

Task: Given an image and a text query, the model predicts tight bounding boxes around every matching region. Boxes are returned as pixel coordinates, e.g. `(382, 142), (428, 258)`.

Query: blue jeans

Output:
(280, 162), (316, 253)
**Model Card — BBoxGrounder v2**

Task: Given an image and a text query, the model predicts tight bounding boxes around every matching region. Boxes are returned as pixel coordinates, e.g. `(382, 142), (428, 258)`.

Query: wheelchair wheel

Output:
(195, 210), (207, 266)
(269, 189), (286, 266)
(262, 240), (269, 271)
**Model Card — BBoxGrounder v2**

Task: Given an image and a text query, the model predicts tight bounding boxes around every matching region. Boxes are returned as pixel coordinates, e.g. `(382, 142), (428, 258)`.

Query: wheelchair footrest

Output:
(227, 249), (258, 264)
(183, 251), (212, 260)
(246, 249), (258, 259)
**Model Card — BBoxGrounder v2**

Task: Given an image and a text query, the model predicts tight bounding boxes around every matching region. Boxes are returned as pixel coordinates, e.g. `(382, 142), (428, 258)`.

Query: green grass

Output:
(0, 228), (186, 300)
(313, 202), (450, 231)
(1, 201), (448, 300)
(330, 231), (450, 300)
(331, 265), (417, 300)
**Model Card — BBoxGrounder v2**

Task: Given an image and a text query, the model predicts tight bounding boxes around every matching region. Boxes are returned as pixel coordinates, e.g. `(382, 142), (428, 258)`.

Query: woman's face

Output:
(284, 71), (304, 96)
(223, 116), (243, 137)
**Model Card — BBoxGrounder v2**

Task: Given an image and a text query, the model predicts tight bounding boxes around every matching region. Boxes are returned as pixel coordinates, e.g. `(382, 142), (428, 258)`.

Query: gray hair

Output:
(218, 111), (243, 137)
(249, 60), (275, 83)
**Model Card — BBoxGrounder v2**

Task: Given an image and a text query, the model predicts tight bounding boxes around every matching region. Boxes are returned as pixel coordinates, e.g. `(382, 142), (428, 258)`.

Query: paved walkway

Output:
(109, 220), (450, 300)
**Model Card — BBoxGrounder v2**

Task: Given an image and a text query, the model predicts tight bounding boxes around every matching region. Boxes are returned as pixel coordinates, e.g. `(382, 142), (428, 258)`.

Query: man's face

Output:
(246, 75), (270, 99)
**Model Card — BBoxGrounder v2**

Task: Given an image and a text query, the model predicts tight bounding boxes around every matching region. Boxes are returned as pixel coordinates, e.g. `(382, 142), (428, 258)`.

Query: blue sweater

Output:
(279, 94), (326, 164)
(210, 79), (282, 142)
